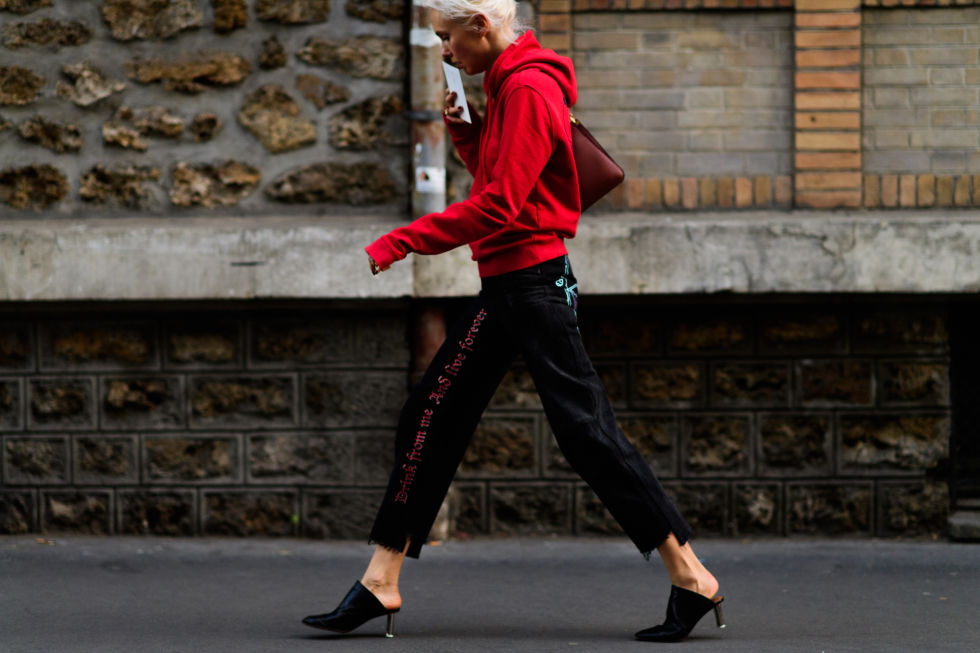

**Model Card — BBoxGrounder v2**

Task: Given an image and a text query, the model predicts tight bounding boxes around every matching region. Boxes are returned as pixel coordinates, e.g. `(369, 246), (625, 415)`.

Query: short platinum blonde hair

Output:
(420, 0), (521, 32)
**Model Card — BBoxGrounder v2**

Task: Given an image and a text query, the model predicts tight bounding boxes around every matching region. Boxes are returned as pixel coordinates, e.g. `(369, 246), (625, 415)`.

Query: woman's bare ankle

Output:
(360, 576), (402, 611)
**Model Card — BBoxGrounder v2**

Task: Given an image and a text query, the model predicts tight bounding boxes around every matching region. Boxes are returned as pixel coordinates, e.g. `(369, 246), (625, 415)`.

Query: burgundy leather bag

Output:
(570, 113), (625, 211)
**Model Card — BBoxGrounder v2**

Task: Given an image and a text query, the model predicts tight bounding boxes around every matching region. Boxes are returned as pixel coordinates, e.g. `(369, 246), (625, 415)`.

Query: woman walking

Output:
(302, 0), (724, 642)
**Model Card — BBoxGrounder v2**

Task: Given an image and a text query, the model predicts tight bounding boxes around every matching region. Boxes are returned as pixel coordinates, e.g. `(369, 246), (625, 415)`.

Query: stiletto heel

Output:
(635, 585), (726, 642)
(302, 580), (400, 636)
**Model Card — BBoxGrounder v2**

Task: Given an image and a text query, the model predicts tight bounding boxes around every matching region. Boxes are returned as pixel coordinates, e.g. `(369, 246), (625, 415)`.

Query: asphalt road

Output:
(2, 535), (978, 653)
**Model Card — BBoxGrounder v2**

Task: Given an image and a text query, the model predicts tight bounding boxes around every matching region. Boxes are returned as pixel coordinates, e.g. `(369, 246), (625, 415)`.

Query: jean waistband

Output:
(480, 255), (569, 292)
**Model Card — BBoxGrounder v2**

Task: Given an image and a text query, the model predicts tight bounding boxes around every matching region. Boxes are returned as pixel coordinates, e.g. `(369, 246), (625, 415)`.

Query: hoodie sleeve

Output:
(366, 85), (555, 269)
(447, 103), (483, 177)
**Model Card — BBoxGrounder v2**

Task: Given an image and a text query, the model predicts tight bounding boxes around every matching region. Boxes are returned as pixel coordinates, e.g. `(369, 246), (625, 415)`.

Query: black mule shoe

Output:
(302, 580), (400, 638)
(634, 585), (725, 643)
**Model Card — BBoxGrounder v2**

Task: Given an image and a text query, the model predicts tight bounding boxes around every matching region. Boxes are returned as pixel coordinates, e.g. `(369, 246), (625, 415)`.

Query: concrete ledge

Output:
(3, 211), (980, 301)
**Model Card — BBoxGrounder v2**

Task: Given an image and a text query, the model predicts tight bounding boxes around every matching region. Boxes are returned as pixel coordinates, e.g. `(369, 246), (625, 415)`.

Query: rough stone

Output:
(170, 160), (260, 207)
(450, 484), (486, 536)
(251, 320), (349, 365)
(683, 415), (751, 476)
(345, 0), (403, 22)
(304, 371), (404, 427)
(878, 481), (948, 537)
(0, 165), (68, 209)
(18, 116), (82, 153)
(631, 363), (702, 407)
(167, 326), (238, 366)
(712, 362), (789, 407)
(259, 35), (287, 70)
(353, 432), (395, 485)
(256, 0), (330, 24)
(237, 85), (316, 153)
(0, 66), (44, 105)
(0, 380), (20, 429)
(461, 417), (535, 476)
(733, 483), (780, 535)
(664, 482), (728, 536)
(212, 0), (247, 33)
(75, 436), (137, 483)
(29, 379), (94, 429)
(247, 432), (354, 483)
(118, 491), (195, 535)
(304, 490), (381, 539)
(490, 367), (542, 410)
(56, 62), (126, 107)
(760, 314), (844, 354)
(0, 326), (31, 368)
(0, 492), (34, 535)
(879, 361), (950, 405)
(620, 414), (675, 471)
(102, 377), (183, 430)
(799, 360), (873, 406)
(297, 35), (404, 80)
(265, 162), (398, 205)
(79, 165), (162, 208)
(204, 491), (297, 536)
(855, 312), (948, 353)
(4, 437), (68, 483)
(490, 484), (571, 536)
(0, 0), (52, 13)
(189, 376), (294, 427)
(103, 106), (184, 150)
(580, 313), (659, 357)
(576, 486), (623, 535)
(46, 325), (153, 367)
(669, 319), (750, 353)
(125, 52), (250, 93)
(189, 112), (222, 142)
(295, 74), (350, 109)
(42, 492), (110, 534)
(840, 415), (949, 473)
(100, 0), (204, 41)
(350, 314), (410, 365)
(0, 115), (9, 131)
(595, 362), (627, 407)
(145, 435), (238, 482)
(2, 18), (92, 49)
(787, 484), (871, 535)
(758, 414), (831, 475)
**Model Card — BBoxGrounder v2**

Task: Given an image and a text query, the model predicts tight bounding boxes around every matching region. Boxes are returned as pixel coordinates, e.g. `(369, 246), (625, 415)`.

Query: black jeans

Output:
(370, 255), (691, 559)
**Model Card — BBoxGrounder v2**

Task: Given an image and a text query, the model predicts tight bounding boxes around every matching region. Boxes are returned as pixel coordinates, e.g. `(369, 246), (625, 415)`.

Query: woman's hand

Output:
(443, 89), (466, 124)
(368, 254), (389, 275)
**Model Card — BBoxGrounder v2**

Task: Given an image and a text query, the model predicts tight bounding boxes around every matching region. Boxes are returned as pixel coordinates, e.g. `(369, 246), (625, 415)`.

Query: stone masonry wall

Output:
(1, 300), (950, 539)
(0, 0), (407, 216)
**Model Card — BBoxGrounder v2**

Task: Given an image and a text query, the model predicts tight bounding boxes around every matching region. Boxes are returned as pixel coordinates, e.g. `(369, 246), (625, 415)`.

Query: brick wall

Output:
(863, 8), (980, 176)
(0, 300), (951, 539)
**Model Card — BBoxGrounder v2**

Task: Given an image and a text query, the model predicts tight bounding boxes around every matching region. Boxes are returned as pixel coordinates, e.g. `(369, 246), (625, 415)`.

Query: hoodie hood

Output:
(485, 31), (577, 106)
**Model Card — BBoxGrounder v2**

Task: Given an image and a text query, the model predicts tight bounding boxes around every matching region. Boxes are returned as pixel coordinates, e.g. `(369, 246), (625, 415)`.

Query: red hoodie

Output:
(365, 32), (580, 278)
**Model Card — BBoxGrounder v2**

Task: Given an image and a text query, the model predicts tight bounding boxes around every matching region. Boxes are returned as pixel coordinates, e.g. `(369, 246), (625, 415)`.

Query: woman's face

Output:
(432, 11), (491, 75)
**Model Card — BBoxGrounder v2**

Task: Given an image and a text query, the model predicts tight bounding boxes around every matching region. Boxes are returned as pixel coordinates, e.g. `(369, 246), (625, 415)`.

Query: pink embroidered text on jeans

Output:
(394, 309), (488, 504)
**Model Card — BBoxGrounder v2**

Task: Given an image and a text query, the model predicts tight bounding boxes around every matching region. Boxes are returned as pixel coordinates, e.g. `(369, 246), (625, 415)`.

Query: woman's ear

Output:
(471, 13), (490, 35)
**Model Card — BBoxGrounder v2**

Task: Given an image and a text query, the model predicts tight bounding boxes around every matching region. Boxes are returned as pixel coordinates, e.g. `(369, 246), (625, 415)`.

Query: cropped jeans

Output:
(370, 255), (691, 559)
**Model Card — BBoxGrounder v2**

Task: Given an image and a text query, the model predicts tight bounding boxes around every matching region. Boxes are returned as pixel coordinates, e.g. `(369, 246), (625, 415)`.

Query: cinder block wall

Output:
(0, 301), (951, 538)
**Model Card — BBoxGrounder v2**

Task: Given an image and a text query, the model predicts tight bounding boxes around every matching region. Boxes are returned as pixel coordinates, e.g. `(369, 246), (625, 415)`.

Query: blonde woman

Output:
(302, 0), (724, 642)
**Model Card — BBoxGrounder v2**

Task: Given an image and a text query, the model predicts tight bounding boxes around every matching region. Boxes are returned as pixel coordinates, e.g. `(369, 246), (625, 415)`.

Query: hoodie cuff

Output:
(365, 237), (403, 271)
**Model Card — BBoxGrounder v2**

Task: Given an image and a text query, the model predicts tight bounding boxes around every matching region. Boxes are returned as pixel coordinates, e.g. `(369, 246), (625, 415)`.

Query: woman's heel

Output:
(713, 598), (725, 629)
(385, 612), (396, 638)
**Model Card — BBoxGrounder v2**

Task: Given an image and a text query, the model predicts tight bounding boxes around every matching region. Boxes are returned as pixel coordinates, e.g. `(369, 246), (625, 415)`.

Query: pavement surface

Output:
(1, 535), (978, 653)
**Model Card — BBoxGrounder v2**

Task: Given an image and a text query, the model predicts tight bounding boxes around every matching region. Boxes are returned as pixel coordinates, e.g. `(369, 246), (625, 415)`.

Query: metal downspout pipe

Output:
(408, 3), (452, 540)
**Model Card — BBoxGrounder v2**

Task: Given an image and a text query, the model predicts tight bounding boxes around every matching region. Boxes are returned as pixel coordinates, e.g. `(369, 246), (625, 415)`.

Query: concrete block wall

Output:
(0, 301), (951, 538)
